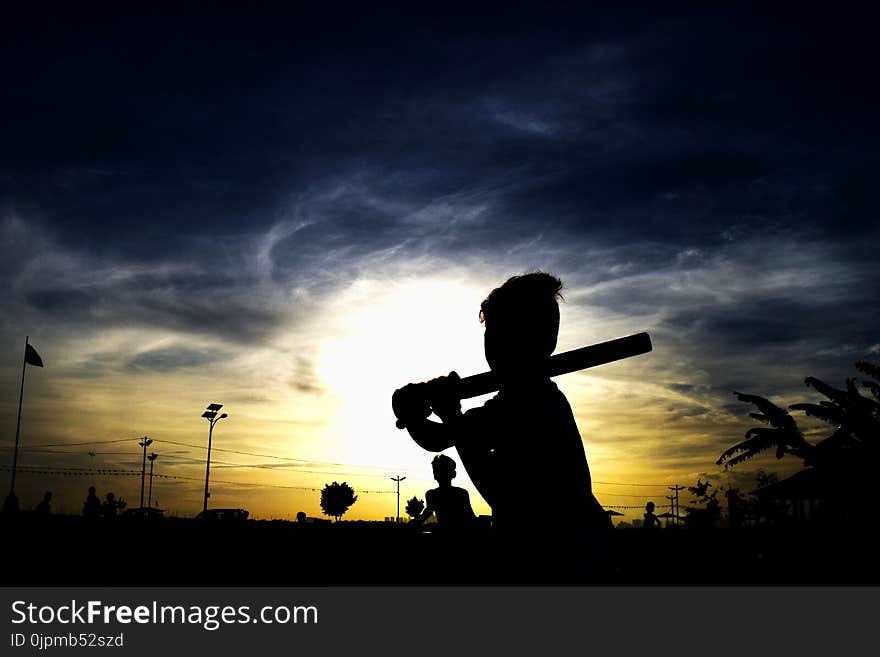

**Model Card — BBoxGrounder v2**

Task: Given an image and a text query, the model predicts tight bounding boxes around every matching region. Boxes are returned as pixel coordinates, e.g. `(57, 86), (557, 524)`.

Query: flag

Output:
(25, 343), (43, 367)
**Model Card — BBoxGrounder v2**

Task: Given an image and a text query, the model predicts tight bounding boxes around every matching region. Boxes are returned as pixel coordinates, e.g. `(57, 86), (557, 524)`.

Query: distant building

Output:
(752, 468), (826, 524)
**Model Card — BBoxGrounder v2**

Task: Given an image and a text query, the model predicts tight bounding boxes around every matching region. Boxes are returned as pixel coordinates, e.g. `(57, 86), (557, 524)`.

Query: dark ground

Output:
(4, 514), (877, 587)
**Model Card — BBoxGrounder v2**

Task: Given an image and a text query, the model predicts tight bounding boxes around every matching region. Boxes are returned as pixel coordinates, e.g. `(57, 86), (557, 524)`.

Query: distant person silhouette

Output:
(35, 491), (52, 515)
(102, 492), (118, 518)
(643, 501), (660, 529)
(410, 454), (476, 529)
(2, 492), (19, 514)
(393, 273), (611, 577)
(296, 511), (307, 523)
(83, 486), (101, 519)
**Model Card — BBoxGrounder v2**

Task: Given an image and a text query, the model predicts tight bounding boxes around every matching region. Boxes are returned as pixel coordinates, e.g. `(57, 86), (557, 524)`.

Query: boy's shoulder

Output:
(464, 379), (567, 413)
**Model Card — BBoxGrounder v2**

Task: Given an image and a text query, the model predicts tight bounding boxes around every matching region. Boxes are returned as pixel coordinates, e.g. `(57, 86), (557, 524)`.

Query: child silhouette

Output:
(393, 273), (610, 552)
(83, 486), (101, 519)
(410, 454), (476, 529)
(643, 501), (661, 529)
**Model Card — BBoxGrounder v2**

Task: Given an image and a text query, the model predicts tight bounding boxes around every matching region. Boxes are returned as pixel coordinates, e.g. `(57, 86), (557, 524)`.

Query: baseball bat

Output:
(394, 331), (652, 429)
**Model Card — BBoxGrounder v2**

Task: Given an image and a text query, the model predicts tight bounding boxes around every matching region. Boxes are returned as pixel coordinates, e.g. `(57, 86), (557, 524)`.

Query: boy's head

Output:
(646, 501), (655, 512)
(431, 454), (457, 484)
(480, 272), (563, 377)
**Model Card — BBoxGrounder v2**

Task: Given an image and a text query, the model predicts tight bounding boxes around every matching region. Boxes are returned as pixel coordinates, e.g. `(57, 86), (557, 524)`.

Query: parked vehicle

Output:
(122, 507), (165, 519)
(195, 508), (249, 521)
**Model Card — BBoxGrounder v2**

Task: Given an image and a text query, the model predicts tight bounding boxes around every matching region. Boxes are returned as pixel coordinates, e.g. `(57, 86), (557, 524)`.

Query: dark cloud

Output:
(1, 4), (852, 260)
(127, 346), (224, 373)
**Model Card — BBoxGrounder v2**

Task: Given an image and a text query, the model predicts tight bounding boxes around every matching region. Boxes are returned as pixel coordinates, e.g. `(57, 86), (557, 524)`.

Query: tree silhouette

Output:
(716, 392), (813, 467)
(755, 469), (778, 489)
(717, 361), (880, 470)
(405, 496), (425, 520)
(717, 361), (880, 521)
(320, 482), (358, 521)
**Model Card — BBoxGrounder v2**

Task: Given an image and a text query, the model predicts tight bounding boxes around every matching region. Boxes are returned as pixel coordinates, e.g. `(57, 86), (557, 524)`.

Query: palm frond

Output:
(717, 428), (781, 466)
(804, 377), (848, 404)
(855, 360), (880, 381)
(789, 403), (845, 426)
(733, 391), (798, 431)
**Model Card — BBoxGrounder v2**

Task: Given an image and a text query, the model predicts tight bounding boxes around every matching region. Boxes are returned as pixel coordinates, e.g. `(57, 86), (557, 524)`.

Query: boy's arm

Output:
(409, 504), (434, 526)
(393, 373), (464, 452)
(405, 416), (458, 452)
(410, 491), (436, 526)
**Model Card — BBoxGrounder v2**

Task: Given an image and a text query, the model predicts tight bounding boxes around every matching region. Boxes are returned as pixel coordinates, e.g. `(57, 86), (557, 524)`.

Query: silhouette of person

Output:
(102, 492), (118, 518)
(2, 492), (19, 514)
(410, 454), (476, 529)
(35, 491), (52, 515)
(296, 511), (307, 523)
(393, 273), (611, 577)
(643, 501), (660, 529)
(83, 486), (101, 519)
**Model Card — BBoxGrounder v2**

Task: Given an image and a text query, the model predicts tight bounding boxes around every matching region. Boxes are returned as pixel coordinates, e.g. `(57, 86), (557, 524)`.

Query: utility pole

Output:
(147, 453), (157, 508)
(390, 475), (406, 523)
(665, 494), (676, 529)
(669, 484), (685, 527)
(138, 437), (153, 509)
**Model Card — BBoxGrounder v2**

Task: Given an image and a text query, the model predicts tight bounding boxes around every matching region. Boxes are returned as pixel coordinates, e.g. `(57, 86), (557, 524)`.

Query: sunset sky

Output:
(1, 5), (874, 522)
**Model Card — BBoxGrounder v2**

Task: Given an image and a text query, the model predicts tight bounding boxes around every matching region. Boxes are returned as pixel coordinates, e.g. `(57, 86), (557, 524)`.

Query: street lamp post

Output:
(202, 403), (228, 513)
(147, 453), (157, 508)
(138, 437), (153, 509)
(390, 475), (406, 523)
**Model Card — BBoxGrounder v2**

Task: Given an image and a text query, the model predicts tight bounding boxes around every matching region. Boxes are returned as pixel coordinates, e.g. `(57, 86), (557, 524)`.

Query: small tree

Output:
(405, 496), (425, 520)
(320, 482), (358, 521)
(684, 479), (720, 529)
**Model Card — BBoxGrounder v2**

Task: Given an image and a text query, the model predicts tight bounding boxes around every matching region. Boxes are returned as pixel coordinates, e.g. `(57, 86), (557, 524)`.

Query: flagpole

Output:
(9, 336), (29, 496)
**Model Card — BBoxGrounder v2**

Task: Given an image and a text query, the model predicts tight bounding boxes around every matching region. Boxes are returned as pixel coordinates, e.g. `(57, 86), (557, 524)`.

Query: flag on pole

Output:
(25, 343), (43, 367)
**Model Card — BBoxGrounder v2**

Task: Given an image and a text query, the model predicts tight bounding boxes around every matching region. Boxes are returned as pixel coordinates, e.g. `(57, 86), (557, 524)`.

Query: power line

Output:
(594, 480), (672, 487)
(156, 453), (396, 479)
(0, 465), (395, 494)
(595, 491), (667, 498)
(6, 439), (683, 492)
(9, 440), (679, 489)
(15, 449), (138, 456)
(6, 436), (367, 469)
(12, 437), (137, 448)
(153, 439), (327, 463)
(9, 446), (681, 491)
(7, 444), (408, 479)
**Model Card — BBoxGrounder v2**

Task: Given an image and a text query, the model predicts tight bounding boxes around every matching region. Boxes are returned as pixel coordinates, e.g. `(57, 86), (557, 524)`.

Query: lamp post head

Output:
(203, 404), (227, 422)
(139, 438), (153, 448)
(148, 453), (157, 462)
